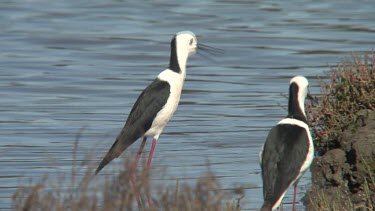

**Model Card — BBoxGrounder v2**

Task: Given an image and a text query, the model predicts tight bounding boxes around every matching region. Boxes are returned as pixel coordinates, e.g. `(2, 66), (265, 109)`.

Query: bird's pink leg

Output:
(134, 137), (147, 171)
(292, 181), (298, 211)
(145, 177), (153, 207)
(147, 138), (157, 170)
(145, 138), (157, 207)
(131, 137), (147, 206)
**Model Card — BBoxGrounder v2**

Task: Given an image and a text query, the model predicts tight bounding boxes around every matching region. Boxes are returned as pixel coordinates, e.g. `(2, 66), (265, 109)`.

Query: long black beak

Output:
(197, 43), (224, 56)
(307, 93), (313, 100)
(307, 92), (318, 104)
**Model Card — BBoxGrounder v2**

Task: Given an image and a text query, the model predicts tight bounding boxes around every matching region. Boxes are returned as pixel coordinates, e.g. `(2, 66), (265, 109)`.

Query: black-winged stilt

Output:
(260, 76), (314, 211)
(95, 30), (222, 174)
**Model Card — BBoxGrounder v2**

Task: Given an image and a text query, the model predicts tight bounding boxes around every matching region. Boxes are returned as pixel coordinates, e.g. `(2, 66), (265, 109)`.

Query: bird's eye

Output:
(189, 38), (194, 46)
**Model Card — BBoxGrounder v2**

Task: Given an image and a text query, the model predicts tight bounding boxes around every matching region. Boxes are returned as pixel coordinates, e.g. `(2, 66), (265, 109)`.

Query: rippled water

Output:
(1, 0), (375, 210)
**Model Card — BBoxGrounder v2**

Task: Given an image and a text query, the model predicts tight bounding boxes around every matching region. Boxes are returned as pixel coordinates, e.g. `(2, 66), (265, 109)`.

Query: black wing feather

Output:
(261, 124), (309, 207)
(95, 78), (170, 174)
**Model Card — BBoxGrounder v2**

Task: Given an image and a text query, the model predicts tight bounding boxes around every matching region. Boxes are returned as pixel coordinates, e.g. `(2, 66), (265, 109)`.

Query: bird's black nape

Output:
(288, 83), (307, 123)
(169, 35), (181, 73)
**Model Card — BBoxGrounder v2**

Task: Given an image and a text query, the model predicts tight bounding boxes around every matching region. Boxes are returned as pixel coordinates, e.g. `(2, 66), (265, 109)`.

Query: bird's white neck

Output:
(298, 93), (306, 117)
(158, 67), (186, 85)
(177, 63), (187, 81)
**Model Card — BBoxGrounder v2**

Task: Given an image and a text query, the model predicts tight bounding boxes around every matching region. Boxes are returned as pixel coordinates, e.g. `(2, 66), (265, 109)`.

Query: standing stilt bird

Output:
(260, 76), (314, 211)
(95, 31), (221, 174)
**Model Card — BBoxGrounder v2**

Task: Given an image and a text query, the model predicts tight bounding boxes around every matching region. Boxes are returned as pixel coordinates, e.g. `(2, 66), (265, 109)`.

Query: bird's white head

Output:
(176, 31), (198, 56)
(290, 76), (309, 96)
(289, 75), (309, 118)
(169, 31), (197, 74)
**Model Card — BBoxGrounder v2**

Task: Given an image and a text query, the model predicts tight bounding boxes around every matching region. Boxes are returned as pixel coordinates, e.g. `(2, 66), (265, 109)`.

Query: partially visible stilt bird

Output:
(260, 76), (314, 211)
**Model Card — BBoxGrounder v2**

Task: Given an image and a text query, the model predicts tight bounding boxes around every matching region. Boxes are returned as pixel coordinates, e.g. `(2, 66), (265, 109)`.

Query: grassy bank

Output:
(306, 53), (375, 155)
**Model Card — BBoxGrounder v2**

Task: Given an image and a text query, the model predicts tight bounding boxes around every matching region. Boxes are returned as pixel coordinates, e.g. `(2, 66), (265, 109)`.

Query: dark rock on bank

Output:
(304, 110), (375, 210)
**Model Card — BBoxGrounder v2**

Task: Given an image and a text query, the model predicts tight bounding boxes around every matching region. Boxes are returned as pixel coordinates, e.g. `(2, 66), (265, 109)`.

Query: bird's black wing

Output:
(261, 124), (309, 207)
(95, 78), (170, 174)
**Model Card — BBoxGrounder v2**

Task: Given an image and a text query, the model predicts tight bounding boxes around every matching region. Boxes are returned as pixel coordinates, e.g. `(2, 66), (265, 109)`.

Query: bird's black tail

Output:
(95, 149), (116, 174)
(95, 139), (121, 174)
(95, 130), (140, 174)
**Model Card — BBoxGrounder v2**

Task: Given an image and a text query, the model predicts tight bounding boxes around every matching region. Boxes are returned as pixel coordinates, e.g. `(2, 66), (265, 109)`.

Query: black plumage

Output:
(169, 36), (180, 73)
(287, 83), (307, 122)
(261, 124), (310, 210)
(95, 79), (170, 174)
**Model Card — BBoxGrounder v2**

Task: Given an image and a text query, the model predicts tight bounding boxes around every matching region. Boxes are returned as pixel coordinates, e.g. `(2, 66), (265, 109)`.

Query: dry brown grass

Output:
(306, 53), (375, 155)
(12, 135), (243, 211)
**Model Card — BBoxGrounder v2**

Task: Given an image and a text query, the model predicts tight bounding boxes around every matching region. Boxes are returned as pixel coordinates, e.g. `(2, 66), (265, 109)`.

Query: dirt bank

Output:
(304, 110), (375, 210)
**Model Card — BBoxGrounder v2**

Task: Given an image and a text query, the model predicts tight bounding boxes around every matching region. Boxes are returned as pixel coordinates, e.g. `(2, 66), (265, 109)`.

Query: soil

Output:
(303, 110), (375, 210)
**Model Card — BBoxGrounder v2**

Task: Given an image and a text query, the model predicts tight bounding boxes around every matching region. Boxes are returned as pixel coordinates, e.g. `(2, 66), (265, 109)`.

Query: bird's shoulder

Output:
(261, 122), (310, 181)
(125, 78), (171, 124)
(262, 123), (309, 161)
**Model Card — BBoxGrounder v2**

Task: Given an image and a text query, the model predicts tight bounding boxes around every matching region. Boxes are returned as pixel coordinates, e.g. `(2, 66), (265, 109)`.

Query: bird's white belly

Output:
(144, 69), (184, 139)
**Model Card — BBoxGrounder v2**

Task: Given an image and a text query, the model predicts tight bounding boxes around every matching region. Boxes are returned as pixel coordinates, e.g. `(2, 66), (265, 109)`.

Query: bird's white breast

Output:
(144, 69), (185, 139)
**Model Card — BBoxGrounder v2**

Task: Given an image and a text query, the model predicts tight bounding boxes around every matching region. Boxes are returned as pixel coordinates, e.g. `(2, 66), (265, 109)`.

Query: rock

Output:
(318, 149), (346, 186)
(304, 111), (375, 210)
